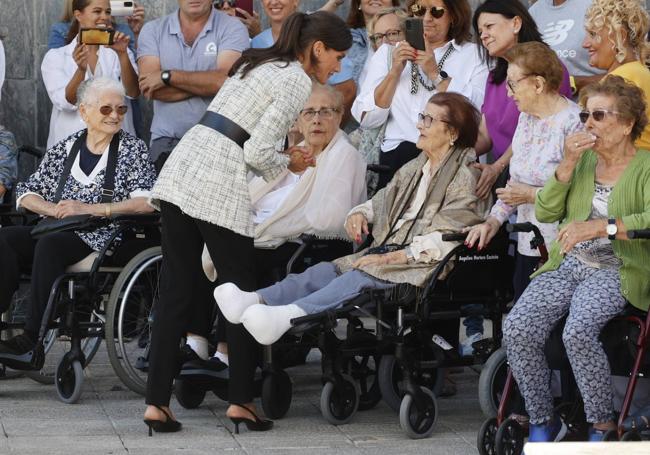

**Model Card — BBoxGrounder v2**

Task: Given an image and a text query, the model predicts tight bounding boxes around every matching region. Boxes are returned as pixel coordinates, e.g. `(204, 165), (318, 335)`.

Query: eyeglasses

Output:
(99, 105), (128, 116)
(214, 0), (236, 8)
(411, 4), (446, 19)
(417, 112), (448, 128)
(300, 107), (340, 121)
(506, 75), (533, 92)
(369, 29), (404, 45)
(579, 109), (619, 123)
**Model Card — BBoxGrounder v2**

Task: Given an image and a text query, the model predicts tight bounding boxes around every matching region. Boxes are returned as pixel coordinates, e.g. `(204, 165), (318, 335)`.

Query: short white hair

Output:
(76, 77), (126, 107)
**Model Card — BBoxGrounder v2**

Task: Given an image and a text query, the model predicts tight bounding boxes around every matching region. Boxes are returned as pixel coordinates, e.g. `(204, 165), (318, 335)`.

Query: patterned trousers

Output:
(503, 255), (626, 424)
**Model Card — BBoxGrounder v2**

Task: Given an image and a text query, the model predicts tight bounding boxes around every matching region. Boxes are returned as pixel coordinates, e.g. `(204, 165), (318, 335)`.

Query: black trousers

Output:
(146, 201), (258, 406)
(513, 253), (541, 303)
(0, 226), (92, 335)
(377, 141), (421, 190)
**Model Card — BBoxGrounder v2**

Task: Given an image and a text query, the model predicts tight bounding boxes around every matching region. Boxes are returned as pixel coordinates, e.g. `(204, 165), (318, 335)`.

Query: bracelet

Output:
(104, 203), (112, 218)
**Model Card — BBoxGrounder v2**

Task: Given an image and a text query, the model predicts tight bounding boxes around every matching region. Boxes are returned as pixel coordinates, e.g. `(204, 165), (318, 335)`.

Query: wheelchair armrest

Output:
(366, 164), (392, 174)
(18, 145), (45, 159)
(110, 213), (161, 226)
(628, 229), (650, 239)
(442, 232), (468, 242)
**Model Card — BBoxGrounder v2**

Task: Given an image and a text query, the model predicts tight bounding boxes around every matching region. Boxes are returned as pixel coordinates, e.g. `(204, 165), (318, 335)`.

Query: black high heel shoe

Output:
(228, 403), (273, 434)
(143, 405), (182, 436)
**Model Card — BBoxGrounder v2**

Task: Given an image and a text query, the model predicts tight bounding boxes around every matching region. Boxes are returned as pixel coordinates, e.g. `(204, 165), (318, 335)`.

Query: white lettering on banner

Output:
(542, 20), (575, 46)
(458, 254), (499, 262)
(205, 42), (218, 56)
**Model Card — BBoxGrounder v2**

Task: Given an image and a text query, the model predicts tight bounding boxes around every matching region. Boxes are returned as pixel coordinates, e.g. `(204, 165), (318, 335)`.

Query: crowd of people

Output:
(0, 0), (649, 444)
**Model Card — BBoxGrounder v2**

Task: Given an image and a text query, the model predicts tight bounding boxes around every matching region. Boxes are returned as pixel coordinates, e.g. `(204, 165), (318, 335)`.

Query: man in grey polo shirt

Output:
(137, 0), (249, 172)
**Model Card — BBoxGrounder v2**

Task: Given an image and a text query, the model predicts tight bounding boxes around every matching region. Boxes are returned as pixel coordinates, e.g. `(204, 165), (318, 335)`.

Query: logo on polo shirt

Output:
(205, 42), (218, 56)
(541, 20), (574, 46)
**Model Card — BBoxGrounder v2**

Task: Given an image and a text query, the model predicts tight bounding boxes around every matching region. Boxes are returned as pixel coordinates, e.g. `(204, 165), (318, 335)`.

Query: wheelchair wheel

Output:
(106, 247), (162, 395)
(320, 374), (360, 425)
(621, 430), (641, 441)
(603, 429), (619, 441)
(261, 370), (293, 419)
(399, 387), (438, 439)
(55, 357), (84, 404)
(174, 378), (206, 409)
(378, 354), (444, 413)
(347, 354), (381, 411)
(479, 347), (509, 418)
(494, 418), (524, 455)
(477, 417), (498, 455)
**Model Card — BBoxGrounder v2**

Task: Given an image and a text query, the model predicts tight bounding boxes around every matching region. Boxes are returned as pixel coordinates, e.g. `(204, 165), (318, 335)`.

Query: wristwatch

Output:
(433, 70), (449, 87)
(606, 218), (618, 240)
(161, 70), (172, 86)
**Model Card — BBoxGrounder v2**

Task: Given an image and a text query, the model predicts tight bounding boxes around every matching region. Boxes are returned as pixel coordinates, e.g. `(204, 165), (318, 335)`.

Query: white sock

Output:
(212, 351), (229, 366)
(214, 282), (261, 324)
(240, 304), (307, 346)
(186, 334), (209, 360)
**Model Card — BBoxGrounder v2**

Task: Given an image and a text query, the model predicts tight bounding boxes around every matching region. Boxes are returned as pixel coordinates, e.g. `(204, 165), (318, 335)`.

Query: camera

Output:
(110, 1), (135, 17)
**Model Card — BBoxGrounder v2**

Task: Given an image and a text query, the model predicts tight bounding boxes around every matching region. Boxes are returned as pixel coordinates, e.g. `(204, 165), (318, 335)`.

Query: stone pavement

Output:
(0, 347), (486, 455)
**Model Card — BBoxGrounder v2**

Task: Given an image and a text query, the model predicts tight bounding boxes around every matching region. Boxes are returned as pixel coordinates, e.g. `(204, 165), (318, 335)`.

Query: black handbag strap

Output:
(53, 130), (120, 204)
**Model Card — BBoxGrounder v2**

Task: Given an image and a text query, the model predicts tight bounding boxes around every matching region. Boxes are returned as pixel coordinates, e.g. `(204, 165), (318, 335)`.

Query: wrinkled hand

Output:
(236, 8), (261, 38)
(287, 146), (315, 173)
(390, 41), (417, 74)
(54, 200), (93, 219)
(126, 4), (146, 35)
(352, 250), (407, 268)
(413, 36), (437, 80)
(73, 43), (90, 72)
(471, 162), (502, 199)
(557, 220), (604, 255)
(344, 212), (369, 243)
(496, 181), (536, 207)
(139, 71), (165, 99)
(463, 218), (500, 250)
(107, 31), (130, 54)
(563, 131), (596, 163)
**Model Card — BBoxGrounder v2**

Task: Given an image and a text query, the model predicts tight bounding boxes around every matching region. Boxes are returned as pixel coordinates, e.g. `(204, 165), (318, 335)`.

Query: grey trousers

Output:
(258, 262), (394, 315)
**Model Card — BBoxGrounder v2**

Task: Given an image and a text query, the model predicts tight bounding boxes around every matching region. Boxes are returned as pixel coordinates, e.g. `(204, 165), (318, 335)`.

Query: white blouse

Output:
(41, 38), (137, 148)
(351, 40), (488, 152)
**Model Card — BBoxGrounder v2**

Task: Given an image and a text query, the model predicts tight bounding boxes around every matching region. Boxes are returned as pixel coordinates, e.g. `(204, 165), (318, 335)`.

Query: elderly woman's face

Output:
(477, 12), (520, 58)
(582, 94), (633, 152)
(369, 13), (404, 51)
(505, 63), (540, 114)
(80, 90), (127, 136)
(416, 102), (455, 152)
(262, 0), (299, 24)
(582, 26), (617, 71)
(297, 90), (342, 153)
(414, 0), (452, 45)
(75, 0), (111, 29)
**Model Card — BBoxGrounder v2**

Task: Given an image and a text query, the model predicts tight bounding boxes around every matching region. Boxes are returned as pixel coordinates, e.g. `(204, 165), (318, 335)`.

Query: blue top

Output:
(48, 21), (136, 53)
(137, 9), (249, 140)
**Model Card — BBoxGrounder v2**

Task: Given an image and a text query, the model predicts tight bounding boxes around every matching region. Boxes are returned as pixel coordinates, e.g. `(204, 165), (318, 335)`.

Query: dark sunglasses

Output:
(578, 109), (619, 123)
(214, 0), (236, 8)
(99, 105), (128, 116)
(411, 4), (446, 19)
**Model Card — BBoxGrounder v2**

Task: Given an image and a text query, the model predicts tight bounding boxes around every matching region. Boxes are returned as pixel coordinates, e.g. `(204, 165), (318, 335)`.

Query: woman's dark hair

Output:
(579, 75), (648, 142)
(428, 92), (480, 149)
(229, 12), (353, 79)
(405, 0), (472, 44)
(472, 0), (544, 85)
(66, 0), (92, 44)
(347, 0), (401, 29)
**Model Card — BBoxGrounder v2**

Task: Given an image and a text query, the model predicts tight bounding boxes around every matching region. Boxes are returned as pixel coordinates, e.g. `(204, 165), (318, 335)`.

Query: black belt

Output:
(198, 111), (250, 148)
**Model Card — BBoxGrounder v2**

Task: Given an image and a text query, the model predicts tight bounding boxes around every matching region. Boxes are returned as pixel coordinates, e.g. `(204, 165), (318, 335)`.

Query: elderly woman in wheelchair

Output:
(501, 76), (650, 443)
(0, 77), (156, 369)
(215, 92), (490, 346)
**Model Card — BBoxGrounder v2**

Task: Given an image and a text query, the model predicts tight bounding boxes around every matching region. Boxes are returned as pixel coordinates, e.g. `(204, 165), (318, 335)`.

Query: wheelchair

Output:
(477, 228), (650, 455)
(0, 213), (160, 403)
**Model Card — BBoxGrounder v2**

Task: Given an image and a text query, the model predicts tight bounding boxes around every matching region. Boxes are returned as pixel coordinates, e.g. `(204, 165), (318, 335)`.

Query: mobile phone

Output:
(405, 18), (425, 51)
(236, 0), (253, 17)
(79, 28), (115, 45)
(110, 1), (135, 17)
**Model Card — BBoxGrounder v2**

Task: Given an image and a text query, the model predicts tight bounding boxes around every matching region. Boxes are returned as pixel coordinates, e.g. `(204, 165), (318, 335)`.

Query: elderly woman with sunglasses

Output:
(352, 0), (488, 189)
(0, 77), (156, 364)
(465, 42), (582, 302)
(502, 76), (650, 443)
(582, 0), (650, 149)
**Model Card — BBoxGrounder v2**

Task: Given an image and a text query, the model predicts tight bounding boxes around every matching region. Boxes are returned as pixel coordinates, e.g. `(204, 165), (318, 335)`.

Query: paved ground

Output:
(0, 346), (487, 455)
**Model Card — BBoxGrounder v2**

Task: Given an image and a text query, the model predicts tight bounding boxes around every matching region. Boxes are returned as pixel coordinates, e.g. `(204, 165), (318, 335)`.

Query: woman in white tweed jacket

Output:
(144, 12), (353, 435)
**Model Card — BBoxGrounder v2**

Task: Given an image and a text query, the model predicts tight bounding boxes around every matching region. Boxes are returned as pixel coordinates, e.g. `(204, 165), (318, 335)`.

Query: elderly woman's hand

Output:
(287, 146), (314, 173)
(345, 212), (369, 243)
(54, 200), (94, 219)
(557, 220), (605, 255)
(126, 3), (146, 35)
(564, 132), (596, 163)
(352, 250), (407, 268)
(463, 217), (501, 251)
(496, 181), (536, 207)
(471, 162), (501, 199)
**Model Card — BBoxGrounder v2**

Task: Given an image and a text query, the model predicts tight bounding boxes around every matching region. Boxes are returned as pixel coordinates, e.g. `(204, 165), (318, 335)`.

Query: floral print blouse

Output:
(16, 130), (157, 251)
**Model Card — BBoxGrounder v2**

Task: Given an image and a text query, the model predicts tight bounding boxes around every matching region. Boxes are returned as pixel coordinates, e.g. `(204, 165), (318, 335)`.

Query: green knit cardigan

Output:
(533, 150), (650, 311)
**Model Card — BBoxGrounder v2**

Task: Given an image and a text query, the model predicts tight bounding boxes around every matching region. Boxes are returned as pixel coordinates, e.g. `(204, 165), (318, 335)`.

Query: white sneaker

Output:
(460, 332), (483, 356)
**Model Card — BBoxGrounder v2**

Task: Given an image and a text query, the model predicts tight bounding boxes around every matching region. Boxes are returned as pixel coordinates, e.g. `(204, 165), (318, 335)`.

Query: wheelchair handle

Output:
(366, 164), (392, 174)
(507, 222), (548, 262)
(628, 229), (650, 239)
(442, 232), (468, 242)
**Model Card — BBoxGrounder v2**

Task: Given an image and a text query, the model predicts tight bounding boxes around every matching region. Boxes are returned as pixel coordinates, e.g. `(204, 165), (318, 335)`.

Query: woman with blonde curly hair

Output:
(583, 0), (650, 148)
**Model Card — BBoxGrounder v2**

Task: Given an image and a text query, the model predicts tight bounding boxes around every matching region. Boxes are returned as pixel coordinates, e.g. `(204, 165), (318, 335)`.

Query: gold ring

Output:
(574, 142), (578, 148)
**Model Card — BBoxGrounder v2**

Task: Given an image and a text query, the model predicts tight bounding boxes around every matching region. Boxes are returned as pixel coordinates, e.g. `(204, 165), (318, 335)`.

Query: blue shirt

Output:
(48, 21), (136, 53)
(250, 27), (356, 85)
(137, 9), (249, 141)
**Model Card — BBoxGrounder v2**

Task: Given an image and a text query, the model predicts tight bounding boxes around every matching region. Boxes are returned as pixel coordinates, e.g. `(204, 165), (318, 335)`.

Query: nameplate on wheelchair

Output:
(458, 254), (499, 263)
(432, 334), (453, 351)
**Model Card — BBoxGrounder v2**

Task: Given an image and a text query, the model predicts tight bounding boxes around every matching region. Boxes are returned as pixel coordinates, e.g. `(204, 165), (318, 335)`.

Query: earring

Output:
(449, 138), (456, 146)
(358, 5), (361, 10)
(615, 47), (626, 63)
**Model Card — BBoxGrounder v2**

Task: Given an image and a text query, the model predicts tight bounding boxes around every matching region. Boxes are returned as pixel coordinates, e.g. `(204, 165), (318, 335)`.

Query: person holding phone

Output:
(213, 0), (261, 38)
(41, 0), (139, 149)
(352, 0), (488, 189)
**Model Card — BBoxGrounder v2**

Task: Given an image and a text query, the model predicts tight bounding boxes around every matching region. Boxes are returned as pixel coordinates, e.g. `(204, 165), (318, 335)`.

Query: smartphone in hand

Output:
(79, 28), (115, 45)
(405, 18), (425, 51)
